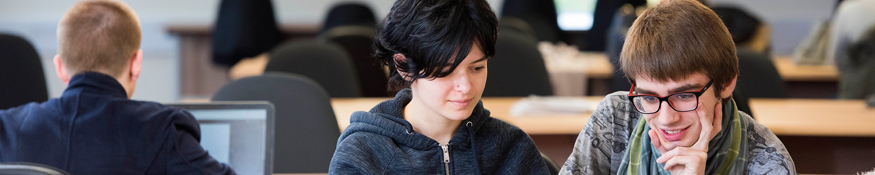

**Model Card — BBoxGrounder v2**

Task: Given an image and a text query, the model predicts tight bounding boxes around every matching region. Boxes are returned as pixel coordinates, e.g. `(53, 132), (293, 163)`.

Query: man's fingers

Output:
(657, 147), (706, 163)
(662, 156), (699, 171)
(649, 129), (668, 154)
(656, 148), (674, 163)
(693, 102), (711, 150)
(664, 156), (695, 170)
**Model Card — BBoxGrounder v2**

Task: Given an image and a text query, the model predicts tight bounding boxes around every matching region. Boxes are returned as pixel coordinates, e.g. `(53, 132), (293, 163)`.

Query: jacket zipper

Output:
(441, 144), (450, 175)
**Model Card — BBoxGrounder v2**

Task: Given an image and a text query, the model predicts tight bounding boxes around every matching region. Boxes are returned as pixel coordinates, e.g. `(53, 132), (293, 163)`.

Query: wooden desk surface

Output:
(560, 53), (838, 82)
(772, 56), (839, 81)
(331, 97), (875, 137)
(750, 98), (875, 137)
(166, 24), (320, 35)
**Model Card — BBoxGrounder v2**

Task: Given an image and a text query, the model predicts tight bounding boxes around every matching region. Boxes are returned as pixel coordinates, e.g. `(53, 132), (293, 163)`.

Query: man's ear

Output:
(129, 49), (143, 82)
(720, 75), (738, 99)
(53, 55), (70, 85)
(393, 53), (412, 81)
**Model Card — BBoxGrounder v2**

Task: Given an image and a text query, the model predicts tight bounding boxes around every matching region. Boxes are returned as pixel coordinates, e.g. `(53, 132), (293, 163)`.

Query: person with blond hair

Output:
(0, 1), (235, 174)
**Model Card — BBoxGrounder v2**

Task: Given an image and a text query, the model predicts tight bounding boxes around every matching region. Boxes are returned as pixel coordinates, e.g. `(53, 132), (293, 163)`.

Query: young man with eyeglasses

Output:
(559, 0), (795, 174)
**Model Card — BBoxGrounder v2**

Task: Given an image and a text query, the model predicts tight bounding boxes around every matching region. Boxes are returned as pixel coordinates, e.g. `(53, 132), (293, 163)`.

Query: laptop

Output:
(167, 101), (275, 175)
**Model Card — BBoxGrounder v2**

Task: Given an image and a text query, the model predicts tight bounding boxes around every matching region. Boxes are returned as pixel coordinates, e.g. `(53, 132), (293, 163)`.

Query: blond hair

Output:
(58, 0), (141, 76)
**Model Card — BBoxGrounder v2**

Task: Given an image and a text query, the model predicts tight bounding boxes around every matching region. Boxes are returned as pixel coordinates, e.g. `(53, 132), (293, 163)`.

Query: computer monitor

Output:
(555, 0), (598, 31)
(167, 101), (275, 175)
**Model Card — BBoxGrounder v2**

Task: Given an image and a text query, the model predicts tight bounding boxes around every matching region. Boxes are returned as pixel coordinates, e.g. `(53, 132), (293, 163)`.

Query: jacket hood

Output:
(338, 88), (491, 150)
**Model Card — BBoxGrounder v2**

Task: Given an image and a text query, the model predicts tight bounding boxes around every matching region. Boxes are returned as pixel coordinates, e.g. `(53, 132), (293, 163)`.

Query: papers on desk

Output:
(510, 95), (594, 116)
(539, 42), (589, 73)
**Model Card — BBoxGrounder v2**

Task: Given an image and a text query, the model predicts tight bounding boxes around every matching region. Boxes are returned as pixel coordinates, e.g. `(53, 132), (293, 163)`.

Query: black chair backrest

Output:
(211, 0), (282, 67)
(484, 31), (553, 97)
(499, 17), (539, 42)
(501, 0), (564, 43)
(320, 3), (376, 34)
(541, 152), (560, 175)
(265, 40), (361, 97)
(317, 3), (388, 97)
(711, 6), (762, 45)
(0, 34), (48, 109)
(0, 162), (70, 175)
(737, 47), (786, 98)
(606, 7), (638, 93)
(323, 35), (389, 97)
(731, 81), (754, 118)
(212, 73), (340, 173)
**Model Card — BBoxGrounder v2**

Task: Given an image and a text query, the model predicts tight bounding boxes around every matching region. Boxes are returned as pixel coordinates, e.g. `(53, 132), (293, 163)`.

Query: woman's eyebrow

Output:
(472, 56), (489, 64)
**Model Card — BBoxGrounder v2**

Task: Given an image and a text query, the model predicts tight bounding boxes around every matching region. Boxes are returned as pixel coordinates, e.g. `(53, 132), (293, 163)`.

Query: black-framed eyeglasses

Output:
(626, 80), (714, 114)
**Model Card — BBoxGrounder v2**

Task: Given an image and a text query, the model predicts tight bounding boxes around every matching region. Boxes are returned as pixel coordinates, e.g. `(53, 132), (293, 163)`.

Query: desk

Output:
(772, 56), (839, 82)
(331, 97), (605, 135)
(184, 97), (872, 173)
(330, 97), (875, 174)
(331, 97), (874, 136)
(750, 98), (875, 137)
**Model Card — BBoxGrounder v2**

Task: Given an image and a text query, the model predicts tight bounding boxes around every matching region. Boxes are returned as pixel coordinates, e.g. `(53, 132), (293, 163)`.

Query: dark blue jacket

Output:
(0, 72), (235, 175)
(328, 89), (549, 174)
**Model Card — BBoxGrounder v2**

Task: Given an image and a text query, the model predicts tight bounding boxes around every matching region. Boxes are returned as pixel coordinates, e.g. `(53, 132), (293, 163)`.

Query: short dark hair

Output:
(621, 0), (737, 97)
(374, 0), (499, 91)
(58, 0), (141, 76)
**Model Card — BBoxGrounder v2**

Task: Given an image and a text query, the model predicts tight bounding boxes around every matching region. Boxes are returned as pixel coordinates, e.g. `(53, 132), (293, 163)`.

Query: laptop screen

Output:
(167, 102), (275, 175)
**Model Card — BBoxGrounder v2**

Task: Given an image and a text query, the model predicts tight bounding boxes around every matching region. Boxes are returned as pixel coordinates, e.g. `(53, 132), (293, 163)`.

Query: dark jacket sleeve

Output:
(329, 132), (388, 175)
(165, 109), (236, 175)
(499, 128), (551, 175)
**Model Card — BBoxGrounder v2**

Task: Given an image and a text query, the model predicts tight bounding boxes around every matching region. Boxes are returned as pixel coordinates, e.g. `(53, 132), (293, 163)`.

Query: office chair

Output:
(0, 162), (70, 175)
(731, 81), (754, 119)
(500, 0), (564, 43)
(737, 47), (787, 98)
(483, 31), (553, 96)
(212, 73), (341, 173)
(712, 6), (764, 49)
(318, 3), (389, 97)
(541, 152), (560, 175)
(499, 17), (538, 42)
(0, 34), (48, 109)
(211, 0), (282, 67)
(265, 40), (361, 97)
(320, 3), (377, 34)
(605, 5), (639, 93)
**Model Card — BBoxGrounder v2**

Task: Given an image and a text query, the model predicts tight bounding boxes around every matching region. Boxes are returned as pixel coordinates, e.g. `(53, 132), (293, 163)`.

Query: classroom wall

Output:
(0, 0), (831, 102)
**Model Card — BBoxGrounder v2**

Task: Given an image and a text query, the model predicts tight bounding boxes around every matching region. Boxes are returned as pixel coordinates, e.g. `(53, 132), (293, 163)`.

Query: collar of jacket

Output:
(61, 72), (128, 99)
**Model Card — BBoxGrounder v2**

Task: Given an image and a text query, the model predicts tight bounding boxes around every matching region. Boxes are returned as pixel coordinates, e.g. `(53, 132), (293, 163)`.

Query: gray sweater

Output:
(559, 91), (796, 175)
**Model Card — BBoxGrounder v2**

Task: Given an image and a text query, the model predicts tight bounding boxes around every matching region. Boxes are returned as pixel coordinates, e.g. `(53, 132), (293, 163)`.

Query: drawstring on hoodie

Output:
(466, 121), (481, 175)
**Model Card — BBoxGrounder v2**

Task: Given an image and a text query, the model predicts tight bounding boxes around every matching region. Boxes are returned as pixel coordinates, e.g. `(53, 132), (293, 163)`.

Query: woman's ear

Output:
(394, 53), (412, 81)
